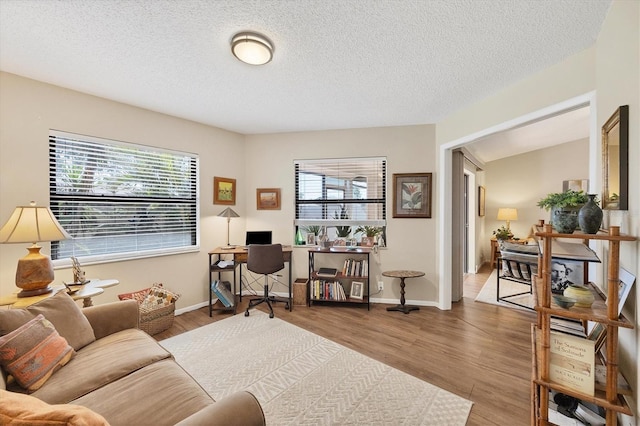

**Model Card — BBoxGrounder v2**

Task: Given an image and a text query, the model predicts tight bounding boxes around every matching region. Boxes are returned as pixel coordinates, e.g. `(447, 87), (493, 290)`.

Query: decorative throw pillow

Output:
(0, 291), (96, 351)
(139, 284), (180, 312)
(0, 315), (75, 392)
(0, 389), (110, 425)
(117, 288), (151, 304)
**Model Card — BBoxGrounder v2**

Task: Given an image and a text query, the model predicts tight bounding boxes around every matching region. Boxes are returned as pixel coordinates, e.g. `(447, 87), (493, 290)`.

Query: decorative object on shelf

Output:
(231, 31), (274, 66)
(302, 225), (321, 245)
(305, 232), (316, 245)
(537, 189), (588, 233)
(70, 256), (88, 285)
(497, 207), (517, 232)
(552, 294), (576, 309)
(615, 267), (635, 316)
(562, 179), (588, 192)
(217, 207), (240, 249)
(213, 176), (236, 205)
(355, 226), (383, 247)
(563, 284), (595, 308)
(0, 202), (71, 298)
(602, 105), (629, 210)
(492, 225), (512, 241)
(256, 188), (281, 210)
(350, 281), (364, 300)
(578, 194), (602, 234)
(392, 173), (432, 218)
(295, 228), (305, 245)
(478, 186), (485, 217)
(551, 260), (583, 294)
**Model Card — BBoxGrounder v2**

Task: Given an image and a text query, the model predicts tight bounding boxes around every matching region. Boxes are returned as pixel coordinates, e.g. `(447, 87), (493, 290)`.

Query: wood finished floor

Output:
(155, 264), (535, 425)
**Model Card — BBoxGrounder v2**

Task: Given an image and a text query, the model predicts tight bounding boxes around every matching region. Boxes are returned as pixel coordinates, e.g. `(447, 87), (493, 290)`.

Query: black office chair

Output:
(244, 243), (288, 318)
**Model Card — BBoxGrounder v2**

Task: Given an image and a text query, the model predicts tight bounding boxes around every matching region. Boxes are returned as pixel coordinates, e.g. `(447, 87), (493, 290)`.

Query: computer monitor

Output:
(245, 231), (272, 246)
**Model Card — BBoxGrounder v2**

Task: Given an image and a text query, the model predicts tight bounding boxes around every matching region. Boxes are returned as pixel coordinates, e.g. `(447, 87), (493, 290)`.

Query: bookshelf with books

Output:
(532, 224), (636, 425)
(308, 247), (371, 309)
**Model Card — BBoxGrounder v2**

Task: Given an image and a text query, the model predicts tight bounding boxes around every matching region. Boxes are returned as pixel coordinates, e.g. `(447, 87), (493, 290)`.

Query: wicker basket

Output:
(139, 303), (175, 335)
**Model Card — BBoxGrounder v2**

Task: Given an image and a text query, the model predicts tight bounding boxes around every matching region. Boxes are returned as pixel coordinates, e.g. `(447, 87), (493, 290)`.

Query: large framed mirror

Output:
(602, 105), (629, 210)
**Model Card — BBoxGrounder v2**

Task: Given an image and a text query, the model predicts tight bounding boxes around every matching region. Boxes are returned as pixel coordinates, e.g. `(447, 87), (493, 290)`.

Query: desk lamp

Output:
(217, 207), (239, 249)
(0, 202), (71, 297)
(497, 208), (518, 232)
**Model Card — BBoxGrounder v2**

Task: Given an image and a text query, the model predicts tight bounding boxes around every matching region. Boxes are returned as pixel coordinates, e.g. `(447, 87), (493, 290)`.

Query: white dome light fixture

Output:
(231, 32), (274, 65)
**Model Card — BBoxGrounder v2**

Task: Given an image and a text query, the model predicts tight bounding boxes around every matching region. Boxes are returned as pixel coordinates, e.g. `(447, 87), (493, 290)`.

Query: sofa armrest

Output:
(83, 300), (139, 339)
(174, 391), (265, 426)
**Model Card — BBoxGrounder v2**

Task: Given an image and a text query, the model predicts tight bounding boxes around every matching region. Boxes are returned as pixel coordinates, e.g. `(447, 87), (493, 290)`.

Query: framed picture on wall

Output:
(213, 177), (236, 205)
(256, 188), (281, 210)
(478, 186), (486, 217)
(392, 173), (432, 218)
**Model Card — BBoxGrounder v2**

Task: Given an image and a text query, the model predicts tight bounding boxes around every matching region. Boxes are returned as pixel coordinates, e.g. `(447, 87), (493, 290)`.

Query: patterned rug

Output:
(474, 269), (535, 311)
(160, 311), (473, 425)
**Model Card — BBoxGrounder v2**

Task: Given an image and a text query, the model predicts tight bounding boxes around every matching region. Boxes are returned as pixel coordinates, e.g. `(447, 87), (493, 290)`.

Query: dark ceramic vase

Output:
(552, 208), (579, 233)
(578, 194), (603, 234)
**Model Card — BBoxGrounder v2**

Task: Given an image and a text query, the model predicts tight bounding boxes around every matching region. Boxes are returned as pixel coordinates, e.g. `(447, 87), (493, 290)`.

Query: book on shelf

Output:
(317, 267), (338, 278)
(550, 317), (586, 338)
(311, 279), (346, 301)
(539, 240), (601, 263)
(211, 280), (234, 307)
(549, 331), (595, 396)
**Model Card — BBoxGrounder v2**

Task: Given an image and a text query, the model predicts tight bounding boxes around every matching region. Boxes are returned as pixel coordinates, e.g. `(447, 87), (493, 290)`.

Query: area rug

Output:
(474, 269), (534, 311)
(160, 311), (473, 425)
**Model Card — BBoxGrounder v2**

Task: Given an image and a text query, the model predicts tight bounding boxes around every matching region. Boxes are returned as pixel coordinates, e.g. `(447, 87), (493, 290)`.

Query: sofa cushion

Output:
(117, 287), (150, 304)
(71, 359), (213, 425)
(0, 389), (109, 425)
(0, 315), (74, 392)
(31, 328), (172, 404)
(0, 291), (96, 351)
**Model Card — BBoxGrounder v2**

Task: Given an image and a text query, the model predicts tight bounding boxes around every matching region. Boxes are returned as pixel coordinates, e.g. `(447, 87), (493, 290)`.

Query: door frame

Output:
(437, 91), (597, 310)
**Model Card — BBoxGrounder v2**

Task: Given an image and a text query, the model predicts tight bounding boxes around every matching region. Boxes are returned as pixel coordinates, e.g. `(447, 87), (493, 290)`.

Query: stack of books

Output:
(211, 280), (234, 307)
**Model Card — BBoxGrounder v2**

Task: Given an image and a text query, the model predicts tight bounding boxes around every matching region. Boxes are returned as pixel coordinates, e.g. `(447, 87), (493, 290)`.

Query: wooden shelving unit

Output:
(532, 224), (636, 425)
(308, 247), (371, 310)
(208, 253), (238, 316)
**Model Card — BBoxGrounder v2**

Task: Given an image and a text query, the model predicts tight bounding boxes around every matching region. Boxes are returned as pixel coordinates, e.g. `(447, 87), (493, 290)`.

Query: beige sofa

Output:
(0, 291), (265, 425)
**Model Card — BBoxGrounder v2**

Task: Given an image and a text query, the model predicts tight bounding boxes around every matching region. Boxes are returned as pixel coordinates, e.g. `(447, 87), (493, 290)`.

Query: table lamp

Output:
(0, 202), (71, 297)
(497, 207), (518, 231)
(217, 207), (239, 249)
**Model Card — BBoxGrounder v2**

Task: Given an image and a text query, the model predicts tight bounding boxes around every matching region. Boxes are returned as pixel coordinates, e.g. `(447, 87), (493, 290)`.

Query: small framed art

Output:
(350, 281), (364, 300)
(478, 186), (486, 217)
(256, 188), (281, 210)
(214, 177), (236, 205)
(392, 173), (432, 218)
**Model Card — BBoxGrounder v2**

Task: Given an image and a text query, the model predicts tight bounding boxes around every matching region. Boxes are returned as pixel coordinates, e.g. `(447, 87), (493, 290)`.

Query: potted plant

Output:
(537, 190), (589, 233)
(333, 205), (351, 245)
(355, 226), (383, 247)
(492, 225), (512, 241)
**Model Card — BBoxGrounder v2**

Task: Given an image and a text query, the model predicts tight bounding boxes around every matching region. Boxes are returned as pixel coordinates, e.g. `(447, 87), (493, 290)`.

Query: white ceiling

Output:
(0, 0), (607, 158)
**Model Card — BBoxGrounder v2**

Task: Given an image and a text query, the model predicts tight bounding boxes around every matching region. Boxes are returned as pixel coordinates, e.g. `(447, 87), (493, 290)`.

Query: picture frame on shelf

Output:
(478, 186), (486, 217)
(213, 176), (236, 205)
(550, 260), (584, 294)
(615, 267), (635, 315)
(306, 233), (316, 245)
(256, 188), (281, 210)
(350, 281), (364, 300)
(392, 172), (432, 218)
(562, 179), (588, 192)
(587, 322), (606, 353)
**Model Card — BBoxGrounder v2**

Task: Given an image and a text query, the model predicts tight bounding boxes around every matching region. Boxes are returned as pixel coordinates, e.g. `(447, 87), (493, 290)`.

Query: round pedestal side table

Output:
(382, 270), (425, 314)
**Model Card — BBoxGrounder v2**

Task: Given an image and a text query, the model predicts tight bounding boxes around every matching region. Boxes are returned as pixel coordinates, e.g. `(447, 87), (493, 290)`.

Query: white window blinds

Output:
(49, 130), (199, 262)
(294, 157), (386, 227)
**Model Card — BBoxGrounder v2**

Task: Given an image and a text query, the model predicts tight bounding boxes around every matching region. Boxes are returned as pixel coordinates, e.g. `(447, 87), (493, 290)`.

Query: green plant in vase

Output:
(333, 205), (351, 238)
(355, 225), (383, 247)
(492, 225), (512, 241)
(537, 190), (590, 233)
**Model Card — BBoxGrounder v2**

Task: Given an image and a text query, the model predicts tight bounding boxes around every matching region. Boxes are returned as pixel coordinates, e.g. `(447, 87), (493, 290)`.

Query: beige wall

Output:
(0, 72), (246, 309)
(484, 138), (589, 260)
(245, 126), (440, 305)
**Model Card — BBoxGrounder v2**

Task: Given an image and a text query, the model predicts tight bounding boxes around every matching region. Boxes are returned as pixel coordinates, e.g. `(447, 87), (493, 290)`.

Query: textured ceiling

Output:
(0, 0), (609, 141)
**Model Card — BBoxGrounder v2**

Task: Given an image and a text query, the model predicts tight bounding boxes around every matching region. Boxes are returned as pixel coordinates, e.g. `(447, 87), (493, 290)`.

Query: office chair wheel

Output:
(269, 312), (274, 318)
(244, 310), (250, 317)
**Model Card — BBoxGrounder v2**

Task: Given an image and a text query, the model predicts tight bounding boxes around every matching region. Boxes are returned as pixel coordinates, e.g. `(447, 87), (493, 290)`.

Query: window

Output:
(294, 157), (386, 241)
(49, 130), (199, 263)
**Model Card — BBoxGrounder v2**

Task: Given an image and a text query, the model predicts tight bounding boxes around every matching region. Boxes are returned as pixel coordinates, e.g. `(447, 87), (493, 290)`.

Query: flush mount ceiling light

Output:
(231, 32), (274, 65)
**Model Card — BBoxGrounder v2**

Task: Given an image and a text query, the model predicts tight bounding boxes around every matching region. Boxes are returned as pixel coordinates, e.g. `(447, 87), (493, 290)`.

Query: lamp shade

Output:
(0, 202), (70, 297)
(0, 203), (71, 243)
(497, 208), (518, 221)
(217, 207), (240, 219)
(231, 32), (274, 65)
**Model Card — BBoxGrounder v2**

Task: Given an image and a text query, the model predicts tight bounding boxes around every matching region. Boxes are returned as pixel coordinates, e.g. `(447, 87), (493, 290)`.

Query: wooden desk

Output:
(0, 279), (119, 309)
(208, 246), (293, 313)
